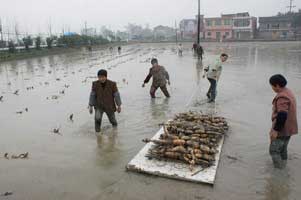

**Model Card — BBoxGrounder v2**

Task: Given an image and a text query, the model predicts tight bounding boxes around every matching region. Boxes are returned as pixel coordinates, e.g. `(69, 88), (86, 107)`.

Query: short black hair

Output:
(269, 74), (287, 87)
(151, 58), (158, 65)
(97, 69), (107, 77)
(221, 53), (228, 58)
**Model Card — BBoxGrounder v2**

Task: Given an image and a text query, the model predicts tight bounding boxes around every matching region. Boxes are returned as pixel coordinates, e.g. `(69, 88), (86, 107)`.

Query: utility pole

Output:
(287, 0), (296, 13)
(48, 18), (52, 37)
(197, 0), (201, 44)
(84, 21), (87, 35)
(175, 20), (178, 44)
(15, 22), (19, 45)
(7, 25), (10, 42)
(62, 25), (65, 35)
(0, 18), (3, 42)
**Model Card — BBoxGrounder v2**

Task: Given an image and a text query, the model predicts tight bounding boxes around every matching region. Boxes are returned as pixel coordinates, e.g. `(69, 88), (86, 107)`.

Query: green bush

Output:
(22, 36), (33, 50)
(57, 34), (109, 47)
(46, 37), (54, 49)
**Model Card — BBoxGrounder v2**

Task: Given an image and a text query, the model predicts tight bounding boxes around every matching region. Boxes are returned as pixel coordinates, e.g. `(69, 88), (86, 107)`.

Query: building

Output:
(179, 19), (197, 39)
(204, 12), (257, 41)
(153, 25), (175, 41)
(232, 12), (257, 39)
(258, 15), (294, 39)
(204, 14), (233, 41)
(258, 10), (301, 40)
(293, 10), (301, 39)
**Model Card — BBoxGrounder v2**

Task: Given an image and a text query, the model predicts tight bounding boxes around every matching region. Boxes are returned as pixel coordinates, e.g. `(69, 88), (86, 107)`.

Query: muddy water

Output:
(0, 42), (301, 200)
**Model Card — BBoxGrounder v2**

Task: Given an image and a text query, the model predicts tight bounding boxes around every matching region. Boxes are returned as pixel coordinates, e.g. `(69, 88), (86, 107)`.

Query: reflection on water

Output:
(196, 59), (203, 85)
(150, 98), (170, 120)
(263, 168), (291, 200)
(96, 127), (118, 151)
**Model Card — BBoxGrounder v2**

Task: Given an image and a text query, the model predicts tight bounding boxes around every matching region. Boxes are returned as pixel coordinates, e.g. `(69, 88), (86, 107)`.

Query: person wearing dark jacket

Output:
(269, 74), (298, 169)
(142, 58), (170, 98)
(89, 69), (122, 133)
(196, 45), (204, 60)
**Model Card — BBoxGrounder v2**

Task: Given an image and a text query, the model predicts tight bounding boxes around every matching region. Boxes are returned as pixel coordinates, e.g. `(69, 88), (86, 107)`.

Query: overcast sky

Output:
(0, 0), (300, 35)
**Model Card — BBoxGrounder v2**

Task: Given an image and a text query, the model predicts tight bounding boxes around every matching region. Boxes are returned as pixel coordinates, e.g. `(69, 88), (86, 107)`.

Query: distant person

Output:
(87, 40), (92, 51)
(203, 53), (228, 103)
(142, 58), (170, 98)
(196, 44), (204, 60)
(89, 69), (122, 133)
(118, 46), (122, 54)
(109, 46), (113, 53)
(192, 42), (198, 53)
(178, 43), (183, 56)
(269, 74), (298, 169)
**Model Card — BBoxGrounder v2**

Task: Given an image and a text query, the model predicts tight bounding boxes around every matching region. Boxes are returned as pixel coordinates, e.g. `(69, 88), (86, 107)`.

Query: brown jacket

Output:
(91, 80), (118, 112)
(144, 65), (169, 87)
(271, 88), (298, 136)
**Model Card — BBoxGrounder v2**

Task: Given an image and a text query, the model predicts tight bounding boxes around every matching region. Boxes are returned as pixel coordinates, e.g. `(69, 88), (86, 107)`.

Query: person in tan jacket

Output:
(204, 53), (228, 103)
(269, 74), (298, 169)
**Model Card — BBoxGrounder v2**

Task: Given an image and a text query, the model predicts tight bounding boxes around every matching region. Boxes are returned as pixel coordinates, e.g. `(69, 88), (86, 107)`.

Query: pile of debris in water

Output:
(142, 111), (229, 171)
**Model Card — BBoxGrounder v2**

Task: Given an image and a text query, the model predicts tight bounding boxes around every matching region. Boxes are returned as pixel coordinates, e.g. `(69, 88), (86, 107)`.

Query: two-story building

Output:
(258, 15), (294, 39)
(204, 12), (257, 41)
(232, 12), (257, 39)
(204, 14), (233, 41)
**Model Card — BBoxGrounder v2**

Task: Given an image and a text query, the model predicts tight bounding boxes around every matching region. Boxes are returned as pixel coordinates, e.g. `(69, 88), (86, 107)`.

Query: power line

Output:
(287, 0), (296, 13)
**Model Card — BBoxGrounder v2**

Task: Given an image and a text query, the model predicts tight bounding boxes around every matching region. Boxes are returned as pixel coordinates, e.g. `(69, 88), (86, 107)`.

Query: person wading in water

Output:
(142, 58), (171, 98)
(89, 69), (122, 133)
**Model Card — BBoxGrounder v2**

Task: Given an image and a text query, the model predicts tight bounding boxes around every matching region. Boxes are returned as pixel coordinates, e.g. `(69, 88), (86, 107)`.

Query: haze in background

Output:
(0, 0), (300, 34)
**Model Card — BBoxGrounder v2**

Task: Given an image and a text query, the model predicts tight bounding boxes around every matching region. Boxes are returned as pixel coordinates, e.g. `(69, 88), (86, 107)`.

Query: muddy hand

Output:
(117, 106), (121, 113)
(270, 130), (278, 141)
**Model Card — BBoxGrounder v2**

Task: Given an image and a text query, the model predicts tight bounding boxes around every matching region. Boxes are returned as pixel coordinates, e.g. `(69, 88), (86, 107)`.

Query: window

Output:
(215, 19), (222, 26)
(234, 19), (250, 27)
(225, 32), (229, 36)
(224, 19), (231, 25)
(271, 24), (280, 29)
(206, 20), (212, 26)
(207, 32), (211, 36)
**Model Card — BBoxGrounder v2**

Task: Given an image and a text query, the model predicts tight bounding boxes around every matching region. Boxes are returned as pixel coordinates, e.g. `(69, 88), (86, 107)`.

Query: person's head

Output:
(151, 58), (158, 66)
(269, 74), (287, 93)
(97, 69), (107, 83)
(220, 53), (228, 62)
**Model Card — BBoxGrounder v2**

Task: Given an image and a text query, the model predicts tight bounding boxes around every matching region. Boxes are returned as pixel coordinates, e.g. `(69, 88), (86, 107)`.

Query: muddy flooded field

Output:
(0, 42), (301, 200)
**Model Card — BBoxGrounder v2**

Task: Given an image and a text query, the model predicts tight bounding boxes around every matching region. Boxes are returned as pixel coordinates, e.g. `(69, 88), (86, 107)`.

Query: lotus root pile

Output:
(143, 111), (229, 171)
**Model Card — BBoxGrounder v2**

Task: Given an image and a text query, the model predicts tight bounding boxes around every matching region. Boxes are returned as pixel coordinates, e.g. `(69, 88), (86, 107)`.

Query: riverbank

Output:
(0, 42), (128, 63)
(0, 47), (79, 63)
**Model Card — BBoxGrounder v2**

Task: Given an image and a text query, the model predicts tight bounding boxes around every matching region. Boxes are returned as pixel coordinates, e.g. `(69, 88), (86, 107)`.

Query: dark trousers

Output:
(94, 108), (117, 132)
(150, 85), (170, 98)
(197, 54), (203, 60)
(207, 78), (217, 101)
(269, 136), (291, 169)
